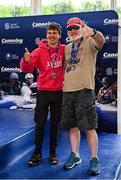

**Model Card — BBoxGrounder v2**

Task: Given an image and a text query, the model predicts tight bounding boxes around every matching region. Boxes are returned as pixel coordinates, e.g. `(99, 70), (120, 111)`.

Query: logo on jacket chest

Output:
(47, 54), (62, 68)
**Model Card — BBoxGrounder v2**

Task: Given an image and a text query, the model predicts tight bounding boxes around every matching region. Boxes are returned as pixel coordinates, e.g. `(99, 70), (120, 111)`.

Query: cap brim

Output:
(67, 23), (81, 28)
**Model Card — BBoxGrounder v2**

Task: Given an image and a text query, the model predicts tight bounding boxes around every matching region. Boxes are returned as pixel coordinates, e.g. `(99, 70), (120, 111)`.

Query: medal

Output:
(66, 65), (76, 73)
(51, 73), (57, 79)
(66, 66), (71, 73)
(70, 65), (76, 71)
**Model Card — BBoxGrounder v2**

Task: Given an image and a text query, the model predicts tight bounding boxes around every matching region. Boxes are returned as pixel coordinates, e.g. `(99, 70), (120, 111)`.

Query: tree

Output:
(42, 1), (79, 14)
(0, 1), (120, 18)
(0, 6), (11, 17)
(117, 7), (121, 18)
(79, 0), (109, 12)
(0, 5), (29, 17)
(10, 5), (29, 17)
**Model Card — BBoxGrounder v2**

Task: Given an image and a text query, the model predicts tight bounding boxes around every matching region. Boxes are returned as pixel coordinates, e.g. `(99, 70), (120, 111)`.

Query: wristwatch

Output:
(91, 29), (97, 37)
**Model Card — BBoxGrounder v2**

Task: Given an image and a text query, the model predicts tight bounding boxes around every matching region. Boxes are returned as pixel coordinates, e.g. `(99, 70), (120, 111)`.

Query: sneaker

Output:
(49, 153), (59, 165)
(88, 157), (100, 175)
(28, 152), (41, 166)
(64, 152), (81, 169)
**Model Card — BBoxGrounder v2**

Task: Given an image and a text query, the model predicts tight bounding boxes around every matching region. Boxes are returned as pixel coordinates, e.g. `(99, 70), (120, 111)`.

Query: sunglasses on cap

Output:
(67, 26), (80, 31)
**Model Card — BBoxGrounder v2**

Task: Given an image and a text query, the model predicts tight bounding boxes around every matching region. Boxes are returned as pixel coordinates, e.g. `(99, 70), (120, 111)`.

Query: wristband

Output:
(91, 29), (97, 37)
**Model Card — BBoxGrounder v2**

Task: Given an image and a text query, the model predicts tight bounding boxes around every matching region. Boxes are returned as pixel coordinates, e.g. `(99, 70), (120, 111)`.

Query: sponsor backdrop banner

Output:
(0, 10), (118, 91)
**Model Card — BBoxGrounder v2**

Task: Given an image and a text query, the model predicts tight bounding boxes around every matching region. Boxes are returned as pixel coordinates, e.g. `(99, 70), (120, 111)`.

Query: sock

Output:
(91, 157), (98, 160)
(75, 152), (80, 158)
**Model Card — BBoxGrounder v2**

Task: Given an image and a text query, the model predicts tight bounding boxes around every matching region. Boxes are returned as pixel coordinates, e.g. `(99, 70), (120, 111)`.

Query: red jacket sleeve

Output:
(20, 48), (40, 73)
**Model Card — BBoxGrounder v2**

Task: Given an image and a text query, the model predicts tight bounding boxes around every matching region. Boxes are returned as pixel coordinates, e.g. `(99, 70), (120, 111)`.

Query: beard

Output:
(69, 33), (82, 42)
(68, 29), (83, 42)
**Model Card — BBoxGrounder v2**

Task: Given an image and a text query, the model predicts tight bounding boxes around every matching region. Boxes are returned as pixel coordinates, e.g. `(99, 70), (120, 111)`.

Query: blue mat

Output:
(96, 103), (117, 133)
(0, 109), (121, 179)
(0, 108), (34, 145)
(0, 131), (121, 179)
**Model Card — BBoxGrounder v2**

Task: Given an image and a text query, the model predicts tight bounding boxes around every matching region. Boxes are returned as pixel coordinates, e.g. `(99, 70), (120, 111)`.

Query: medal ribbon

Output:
(47, 43), (59, 69)
(70, 38), (83, 64)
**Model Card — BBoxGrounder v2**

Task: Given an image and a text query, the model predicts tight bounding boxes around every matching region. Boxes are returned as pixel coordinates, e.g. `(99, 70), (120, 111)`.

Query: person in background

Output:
(20, 22), (65, 166)
(97, 77), (114, 104)
(21, 73), (37, 97)
(1, 72), (21, 95)
(61, 17), (105, 175)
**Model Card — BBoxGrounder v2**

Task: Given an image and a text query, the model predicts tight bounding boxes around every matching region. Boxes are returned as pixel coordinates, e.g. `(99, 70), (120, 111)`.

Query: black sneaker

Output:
(49, 153), (59, 165)
(28, 152), (41, 166)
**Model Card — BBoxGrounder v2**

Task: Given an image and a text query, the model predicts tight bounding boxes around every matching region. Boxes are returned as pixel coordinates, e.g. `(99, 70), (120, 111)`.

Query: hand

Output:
(81, 23), (94, 39)
(24, 48), (30, 62)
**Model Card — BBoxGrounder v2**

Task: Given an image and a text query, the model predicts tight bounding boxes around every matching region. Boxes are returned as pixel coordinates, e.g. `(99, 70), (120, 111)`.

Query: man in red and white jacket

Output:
(20, 22), (65, 166)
